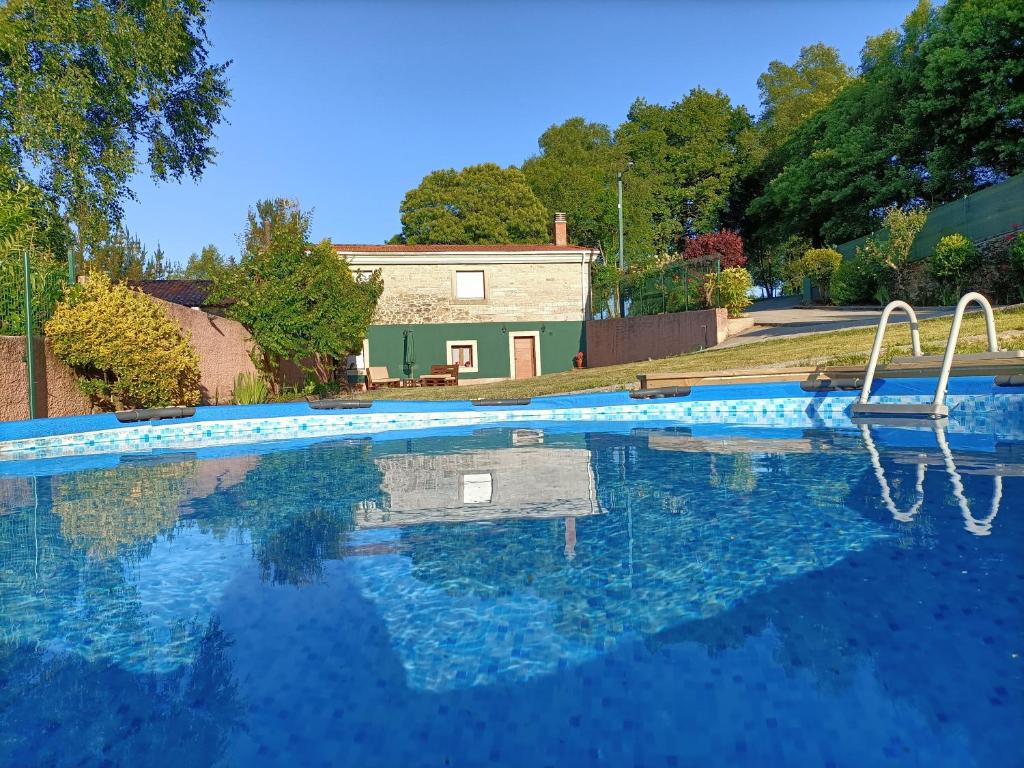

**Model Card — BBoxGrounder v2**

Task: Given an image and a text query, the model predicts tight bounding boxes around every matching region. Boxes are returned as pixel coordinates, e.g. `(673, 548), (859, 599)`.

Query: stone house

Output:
(334, 214), (599, 382)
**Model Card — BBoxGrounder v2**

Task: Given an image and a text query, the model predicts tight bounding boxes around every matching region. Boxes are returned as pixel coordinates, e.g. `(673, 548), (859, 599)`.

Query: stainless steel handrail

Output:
(858, 300), (923, 406)
(932, 292), (998, 408)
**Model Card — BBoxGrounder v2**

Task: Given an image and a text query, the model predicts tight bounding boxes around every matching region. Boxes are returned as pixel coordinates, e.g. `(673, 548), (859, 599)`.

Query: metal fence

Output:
(624, 258), (721, 317)
(0, 256), (67, 336)
(836, 173), (1024, 261)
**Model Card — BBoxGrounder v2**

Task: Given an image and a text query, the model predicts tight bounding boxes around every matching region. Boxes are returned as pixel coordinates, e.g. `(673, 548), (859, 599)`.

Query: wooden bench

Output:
(418, 364), (460, 386)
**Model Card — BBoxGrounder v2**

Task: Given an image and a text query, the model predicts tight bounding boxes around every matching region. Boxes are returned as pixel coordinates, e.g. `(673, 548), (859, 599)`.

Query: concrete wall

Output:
(584, 308), (726, 368)
(152, 299), (258, 405)
(365, 262), (589, 324)
(1, 301), (259, 421)
(0, 336), (92, 422)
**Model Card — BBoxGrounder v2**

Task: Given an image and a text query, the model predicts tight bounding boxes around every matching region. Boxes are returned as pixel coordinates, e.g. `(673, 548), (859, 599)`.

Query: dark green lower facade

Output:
(367, 321), (585, 381)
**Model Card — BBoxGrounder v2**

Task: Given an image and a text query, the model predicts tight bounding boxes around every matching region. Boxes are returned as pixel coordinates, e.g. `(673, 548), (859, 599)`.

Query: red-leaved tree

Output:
(682, 231), (746, 268)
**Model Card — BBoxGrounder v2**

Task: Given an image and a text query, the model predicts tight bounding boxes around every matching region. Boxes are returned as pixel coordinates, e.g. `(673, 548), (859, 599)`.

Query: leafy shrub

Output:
(45, 273), (201, 410)
(701, 267), (753, 317)
(683, 231), (746, 269)
(930, 233), (976, 286)
(1009, 230), (1024, 274)
(829, 257), (877, 305)
(232, 372), (269, 405)
(786, 247), (843, 302)
(857, 206), (928, 298)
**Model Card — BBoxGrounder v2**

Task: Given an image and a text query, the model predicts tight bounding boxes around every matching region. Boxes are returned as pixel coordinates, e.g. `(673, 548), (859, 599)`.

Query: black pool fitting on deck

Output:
(630, 387), (692, 399)
(306, 399), (373, 410)
(115, 407), (197, 423)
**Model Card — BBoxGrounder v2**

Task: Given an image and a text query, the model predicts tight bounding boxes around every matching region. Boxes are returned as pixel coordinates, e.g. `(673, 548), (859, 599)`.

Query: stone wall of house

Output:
(367, 262), (589, 325)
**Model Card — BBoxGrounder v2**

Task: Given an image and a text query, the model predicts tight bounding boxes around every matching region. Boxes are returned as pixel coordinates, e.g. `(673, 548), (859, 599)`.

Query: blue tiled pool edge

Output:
(2, 376), (1022, 462)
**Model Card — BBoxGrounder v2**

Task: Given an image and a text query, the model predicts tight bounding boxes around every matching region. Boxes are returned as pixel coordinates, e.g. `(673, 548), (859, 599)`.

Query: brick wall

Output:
(584, 309), (726, 368)
(367, 262), (589, 325)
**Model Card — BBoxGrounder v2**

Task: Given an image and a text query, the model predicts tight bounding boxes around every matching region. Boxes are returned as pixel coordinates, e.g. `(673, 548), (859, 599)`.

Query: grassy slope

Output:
(363, 305), (1024, 401)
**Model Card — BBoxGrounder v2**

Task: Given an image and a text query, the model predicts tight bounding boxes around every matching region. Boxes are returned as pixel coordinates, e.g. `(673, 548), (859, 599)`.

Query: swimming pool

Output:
(1, 382), (1021, 766)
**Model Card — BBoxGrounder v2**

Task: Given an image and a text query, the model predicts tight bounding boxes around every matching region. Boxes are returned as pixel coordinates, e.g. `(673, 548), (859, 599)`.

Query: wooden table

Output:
(417, 374), (453, 386)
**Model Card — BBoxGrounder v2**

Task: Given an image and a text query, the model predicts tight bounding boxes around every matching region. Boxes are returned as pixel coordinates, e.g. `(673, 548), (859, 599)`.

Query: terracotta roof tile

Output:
(129, 280), (220, 308)
(332, 243), (595, 253)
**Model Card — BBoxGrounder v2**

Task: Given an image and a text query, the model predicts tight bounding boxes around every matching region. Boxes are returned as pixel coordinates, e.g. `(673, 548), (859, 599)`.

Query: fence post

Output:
(684, 264), (689, 311)
(715, 257), (722, 308)
(22, 249), (36, 420)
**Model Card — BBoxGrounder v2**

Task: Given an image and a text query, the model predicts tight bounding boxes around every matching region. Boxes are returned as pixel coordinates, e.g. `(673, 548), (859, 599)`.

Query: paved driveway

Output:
(720, 296), (958, 348)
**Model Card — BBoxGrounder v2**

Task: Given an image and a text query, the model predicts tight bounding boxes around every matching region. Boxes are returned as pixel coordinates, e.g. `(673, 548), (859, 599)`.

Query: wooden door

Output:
(513, 336), (537, 379)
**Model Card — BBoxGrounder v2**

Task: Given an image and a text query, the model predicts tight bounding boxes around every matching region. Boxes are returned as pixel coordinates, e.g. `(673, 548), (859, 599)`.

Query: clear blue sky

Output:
(122, 0), (920, 266)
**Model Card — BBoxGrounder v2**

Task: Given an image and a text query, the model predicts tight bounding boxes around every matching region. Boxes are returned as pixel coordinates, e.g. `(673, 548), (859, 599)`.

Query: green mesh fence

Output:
(835, 173), (1024, 261)
(625, 259), (720, 317)
(0, 257), (68, 336)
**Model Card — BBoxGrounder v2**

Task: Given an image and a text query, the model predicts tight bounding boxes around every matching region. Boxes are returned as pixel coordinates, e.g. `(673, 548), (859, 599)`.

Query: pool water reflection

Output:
(0, 423), (1021, 767)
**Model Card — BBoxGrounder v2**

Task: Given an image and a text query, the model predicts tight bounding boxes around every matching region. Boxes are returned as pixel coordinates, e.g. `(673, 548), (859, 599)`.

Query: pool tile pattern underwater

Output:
(1, 417), (1022, 767)
(3, 388), (1024, 461)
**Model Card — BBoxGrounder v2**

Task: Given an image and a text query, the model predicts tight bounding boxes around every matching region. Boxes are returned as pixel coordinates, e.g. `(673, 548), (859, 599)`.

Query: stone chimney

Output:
(553, 212), (568, 246)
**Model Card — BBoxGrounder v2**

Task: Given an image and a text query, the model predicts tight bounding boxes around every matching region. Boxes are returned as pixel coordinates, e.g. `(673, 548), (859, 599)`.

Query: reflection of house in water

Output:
(358, 444), (599, 528)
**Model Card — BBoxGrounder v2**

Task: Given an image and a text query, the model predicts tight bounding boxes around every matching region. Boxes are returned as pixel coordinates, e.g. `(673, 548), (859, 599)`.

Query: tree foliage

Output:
(215, 199), (383, 388)
(743, 0), (1023, 250)
(615, 89), (756, 251)
(397, 163), (549, 244)
(46, 273), (202, 410)
(757, 43), (854, 155)
(172, 244), (228, 280)
(0, 0), (231, 258)
(682, 231), (746, 269)
(85, 227), (168, 281)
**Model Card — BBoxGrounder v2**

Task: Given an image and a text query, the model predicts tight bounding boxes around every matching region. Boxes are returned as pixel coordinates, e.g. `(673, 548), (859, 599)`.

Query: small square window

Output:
(446, 340), (479, 373)
(462, 472), (493, 504)
(454, 270), (485, 300)
(451, 344), (473, 368)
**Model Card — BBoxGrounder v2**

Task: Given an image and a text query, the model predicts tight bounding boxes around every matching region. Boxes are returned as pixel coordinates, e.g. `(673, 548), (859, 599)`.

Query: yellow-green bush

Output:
(786, 247), (843, 301)
(45, 274), (201, 410)
(930, 233), (976, 286)
(701, 267), (753, 317)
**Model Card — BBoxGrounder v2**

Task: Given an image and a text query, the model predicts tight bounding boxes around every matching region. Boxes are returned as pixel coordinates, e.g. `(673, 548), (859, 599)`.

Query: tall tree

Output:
(215, 199), (382, 389)
(85, 227), (167, 282)
(908, 0), (1024, 198)
(615, 88), (756, 253)
(757, 43), (854, 154)
(523, 117), (656, 265)
(396, 163), (549, 244)
(0, 0), (231, 262)
(173, 244), (228, 280)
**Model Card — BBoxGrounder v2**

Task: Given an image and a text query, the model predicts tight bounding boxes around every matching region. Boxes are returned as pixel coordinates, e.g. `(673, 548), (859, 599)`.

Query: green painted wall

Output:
(367, 321), (585, 380)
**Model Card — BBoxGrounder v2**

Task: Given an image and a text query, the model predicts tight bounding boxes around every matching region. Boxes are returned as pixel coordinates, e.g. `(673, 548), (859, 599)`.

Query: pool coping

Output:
(2, 376), (1021, 463)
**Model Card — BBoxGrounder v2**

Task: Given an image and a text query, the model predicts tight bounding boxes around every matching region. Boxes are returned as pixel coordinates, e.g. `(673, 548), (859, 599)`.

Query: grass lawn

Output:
(363, 305), (1024, 401)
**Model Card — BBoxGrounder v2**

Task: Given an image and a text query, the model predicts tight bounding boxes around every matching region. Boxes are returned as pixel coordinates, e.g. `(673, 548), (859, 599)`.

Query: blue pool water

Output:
(0, 420), (1021, 767)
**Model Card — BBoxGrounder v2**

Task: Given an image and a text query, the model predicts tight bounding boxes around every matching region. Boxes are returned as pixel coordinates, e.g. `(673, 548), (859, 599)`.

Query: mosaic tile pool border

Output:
(4, 389), (1024, 462)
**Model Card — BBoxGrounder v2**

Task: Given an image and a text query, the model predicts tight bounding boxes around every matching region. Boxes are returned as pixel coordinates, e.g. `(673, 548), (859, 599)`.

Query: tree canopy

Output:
(214, 199), (382, 389)
(0, 0), (230, 260)
(756, 43), (854, 155)
(396, 163), (549, 244)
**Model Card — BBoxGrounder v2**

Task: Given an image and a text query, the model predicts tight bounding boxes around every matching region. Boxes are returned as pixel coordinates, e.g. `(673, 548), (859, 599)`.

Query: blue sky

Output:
(122, 0), (920, 266)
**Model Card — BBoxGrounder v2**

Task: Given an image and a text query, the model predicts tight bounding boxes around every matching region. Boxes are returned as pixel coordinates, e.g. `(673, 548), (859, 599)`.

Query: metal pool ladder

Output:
(851, 292), (1005, 420)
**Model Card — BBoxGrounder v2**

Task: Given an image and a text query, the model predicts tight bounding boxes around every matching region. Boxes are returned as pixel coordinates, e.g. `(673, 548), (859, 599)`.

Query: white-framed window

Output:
(454, 270), (485, 301)
(461, 472), (493, 504)
(446, 339), (479, 373)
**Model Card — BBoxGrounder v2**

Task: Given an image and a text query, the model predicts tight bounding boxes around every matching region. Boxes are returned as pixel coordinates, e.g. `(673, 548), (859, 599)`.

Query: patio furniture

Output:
(418, 364), (460, 386)
(366, 366), (401, 390)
